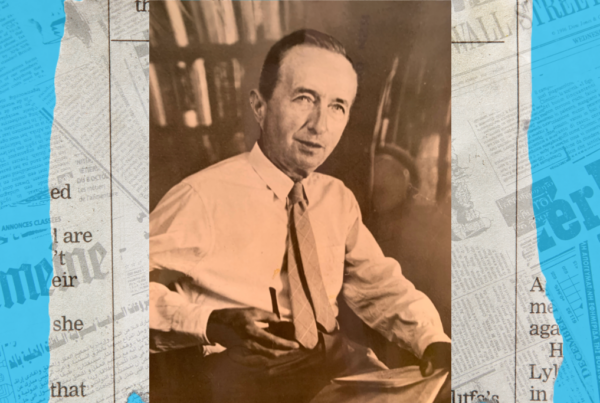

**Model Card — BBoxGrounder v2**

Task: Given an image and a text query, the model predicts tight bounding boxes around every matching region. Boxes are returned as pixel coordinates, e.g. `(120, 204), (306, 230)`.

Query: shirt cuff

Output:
(414, 331), (452, 359)
(171, 303), (214, 345)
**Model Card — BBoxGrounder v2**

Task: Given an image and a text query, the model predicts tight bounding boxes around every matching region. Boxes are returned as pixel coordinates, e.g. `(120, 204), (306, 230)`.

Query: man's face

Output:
(259, 45), (358, 180)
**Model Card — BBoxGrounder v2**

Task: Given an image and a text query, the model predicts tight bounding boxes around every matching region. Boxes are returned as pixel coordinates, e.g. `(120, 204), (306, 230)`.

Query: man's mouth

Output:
(296, 139), (323, 149)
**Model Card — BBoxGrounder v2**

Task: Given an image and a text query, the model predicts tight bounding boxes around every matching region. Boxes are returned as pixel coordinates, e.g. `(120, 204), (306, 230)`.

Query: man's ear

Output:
(249, 89), (267, 129)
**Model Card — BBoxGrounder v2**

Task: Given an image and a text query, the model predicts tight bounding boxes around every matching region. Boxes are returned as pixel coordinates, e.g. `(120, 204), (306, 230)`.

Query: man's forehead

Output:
(278, 45), (357, 101)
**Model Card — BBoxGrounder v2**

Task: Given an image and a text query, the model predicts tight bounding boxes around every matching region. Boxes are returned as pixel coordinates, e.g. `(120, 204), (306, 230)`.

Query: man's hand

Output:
(206, 308), (300, 366)
(420, 342), (451, 377)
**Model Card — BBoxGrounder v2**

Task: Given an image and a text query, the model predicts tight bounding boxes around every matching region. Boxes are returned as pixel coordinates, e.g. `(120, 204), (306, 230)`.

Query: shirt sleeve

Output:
(149, 181), (215, 353)
(340, 192), (451, 359)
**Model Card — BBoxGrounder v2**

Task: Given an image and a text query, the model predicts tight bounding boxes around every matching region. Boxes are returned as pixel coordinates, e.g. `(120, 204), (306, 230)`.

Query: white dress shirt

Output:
(150, 143), (450, 357)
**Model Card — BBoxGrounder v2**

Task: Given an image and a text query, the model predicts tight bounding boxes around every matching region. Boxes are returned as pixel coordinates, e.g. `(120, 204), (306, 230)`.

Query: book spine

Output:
(231, 58), (244, 120)
(212, 61), (228, 121)
(174, 61), (199, 127)
(149, 63), (167, 127)
(191, 59), (213, 127)
(185, 2), (207, 45)
(164, 0), (189, 47)
(236, 1), (257, 44)
(199, 1), (221, 43)
(280, 0), (291, 34)
(220, 0), (239, 45)
(261, 1), (282, 41)
(252, 1), (264, 38)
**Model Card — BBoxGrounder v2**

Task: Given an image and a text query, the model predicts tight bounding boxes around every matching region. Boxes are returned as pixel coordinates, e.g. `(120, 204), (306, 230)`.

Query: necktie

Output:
(287, 181), (337, 349)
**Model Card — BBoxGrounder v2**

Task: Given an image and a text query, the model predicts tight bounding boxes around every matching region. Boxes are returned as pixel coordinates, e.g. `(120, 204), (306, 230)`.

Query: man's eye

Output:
(296, 96), (314, 104)
(331, 104), (346, 115)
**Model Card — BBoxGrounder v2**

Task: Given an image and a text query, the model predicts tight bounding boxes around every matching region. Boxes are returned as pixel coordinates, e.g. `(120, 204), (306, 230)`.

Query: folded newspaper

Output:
(333, 366), (447, 389)
(324, 367), (448, 403)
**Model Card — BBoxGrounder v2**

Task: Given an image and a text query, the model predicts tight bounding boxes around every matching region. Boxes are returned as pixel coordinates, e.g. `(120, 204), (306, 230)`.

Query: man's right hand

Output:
(206, 308), (301, 366)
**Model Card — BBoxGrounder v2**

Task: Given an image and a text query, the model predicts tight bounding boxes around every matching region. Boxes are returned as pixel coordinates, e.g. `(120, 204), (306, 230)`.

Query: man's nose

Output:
(307, 104), (328, 134)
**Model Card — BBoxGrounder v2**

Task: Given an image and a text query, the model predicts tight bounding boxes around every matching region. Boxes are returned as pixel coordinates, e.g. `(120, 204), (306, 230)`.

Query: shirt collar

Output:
(249, 143), (314, 205)
(249, 143), (295, 203)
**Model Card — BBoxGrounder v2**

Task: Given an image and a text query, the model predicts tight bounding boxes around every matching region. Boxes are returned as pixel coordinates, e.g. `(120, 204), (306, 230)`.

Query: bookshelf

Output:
(150, 1), (307, 210)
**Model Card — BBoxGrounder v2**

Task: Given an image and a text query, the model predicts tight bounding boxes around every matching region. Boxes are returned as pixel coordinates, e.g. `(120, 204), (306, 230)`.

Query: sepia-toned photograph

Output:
(149, 1), (451, 402)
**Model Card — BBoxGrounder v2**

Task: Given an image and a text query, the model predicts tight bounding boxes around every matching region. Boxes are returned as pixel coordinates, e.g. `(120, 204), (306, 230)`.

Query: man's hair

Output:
(258, 29), (355, 101)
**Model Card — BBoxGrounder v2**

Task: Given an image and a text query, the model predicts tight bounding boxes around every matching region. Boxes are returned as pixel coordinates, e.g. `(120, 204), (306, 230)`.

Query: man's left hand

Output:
(420, 342), (451, 377)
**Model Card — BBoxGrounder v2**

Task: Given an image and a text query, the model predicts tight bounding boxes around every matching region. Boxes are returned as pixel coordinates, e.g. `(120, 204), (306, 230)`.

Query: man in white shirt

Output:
(150, 29), (450, 403)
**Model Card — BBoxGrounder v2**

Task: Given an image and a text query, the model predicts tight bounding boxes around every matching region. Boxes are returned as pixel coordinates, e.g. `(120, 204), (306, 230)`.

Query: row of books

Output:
(151, 0), (306, 47)
(150, 58), (244, 128)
